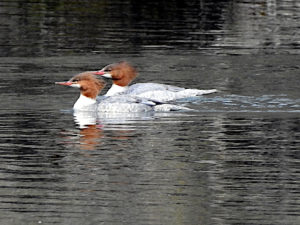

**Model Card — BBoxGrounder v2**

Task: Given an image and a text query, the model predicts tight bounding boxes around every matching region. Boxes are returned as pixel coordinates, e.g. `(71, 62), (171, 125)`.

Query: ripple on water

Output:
(192, 94), (300, 113)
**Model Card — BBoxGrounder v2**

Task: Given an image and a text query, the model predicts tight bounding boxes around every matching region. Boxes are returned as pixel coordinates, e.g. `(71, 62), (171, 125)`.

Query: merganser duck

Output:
(55, 72), (191, 112)
(94, 61), (217, 102)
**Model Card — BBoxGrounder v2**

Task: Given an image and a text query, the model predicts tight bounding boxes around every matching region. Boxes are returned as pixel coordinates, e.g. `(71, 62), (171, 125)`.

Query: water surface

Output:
(0, 1), (299, 225)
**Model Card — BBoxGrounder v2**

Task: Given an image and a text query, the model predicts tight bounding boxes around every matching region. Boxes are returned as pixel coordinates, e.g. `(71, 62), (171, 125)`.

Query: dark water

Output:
(0, 1), (300, 225)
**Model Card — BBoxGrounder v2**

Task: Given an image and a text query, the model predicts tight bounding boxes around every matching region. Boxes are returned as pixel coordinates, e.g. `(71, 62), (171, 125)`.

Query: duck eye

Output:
(72, 79), (79, 83)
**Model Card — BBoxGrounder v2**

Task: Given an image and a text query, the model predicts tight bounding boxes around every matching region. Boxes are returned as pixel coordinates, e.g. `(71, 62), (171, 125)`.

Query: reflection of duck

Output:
(73, 110), (98, 128)
(78, 124), (103, 151)
(71, 110), (103, 150)
(56, 72), (190, 112)
(95, 61), (217, 101)
(73, 108), (155, 128)
(73, 110), (142, 150)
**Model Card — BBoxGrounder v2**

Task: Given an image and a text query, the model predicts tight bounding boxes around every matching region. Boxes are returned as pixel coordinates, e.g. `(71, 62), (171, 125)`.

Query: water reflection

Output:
(0, 0), (299, 224)
(70, 110), (155, 150)
(0, 107), (299, 224)
(210, 114), (300, 224)
(1, 0), (299, 56)
(73, 110), (98, 129)
(73, 110), (156, 128)
(77, 125), (103, 151)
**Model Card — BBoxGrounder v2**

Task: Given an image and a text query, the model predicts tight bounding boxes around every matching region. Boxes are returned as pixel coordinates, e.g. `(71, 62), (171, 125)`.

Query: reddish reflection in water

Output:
(78, 125), (103, 151)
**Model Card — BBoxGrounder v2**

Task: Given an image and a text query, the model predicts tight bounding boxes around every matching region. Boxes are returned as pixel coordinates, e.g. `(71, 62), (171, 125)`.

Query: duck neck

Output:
(73, 94), (97, 111)
(105, 84), (128, 96)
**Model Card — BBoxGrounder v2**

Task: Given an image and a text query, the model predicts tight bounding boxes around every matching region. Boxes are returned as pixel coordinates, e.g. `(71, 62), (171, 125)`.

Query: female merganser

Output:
(55, 72), (190, 112)
(94, 61), (217, 102)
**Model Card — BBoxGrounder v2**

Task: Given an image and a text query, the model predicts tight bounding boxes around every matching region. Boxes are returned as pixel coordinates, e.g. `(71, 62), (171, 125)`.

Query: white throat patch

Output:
(73, 94), (97, 111)
(105, 84), (128, 96)
(70, 83), (81, 88)
(102, 73), (112, 79)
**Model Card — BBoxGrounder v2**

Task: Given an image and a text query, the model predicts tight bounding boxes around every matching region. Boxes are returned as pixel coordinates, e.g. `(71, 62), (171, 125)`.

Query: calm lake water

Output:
(0, 0), (300, 225)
